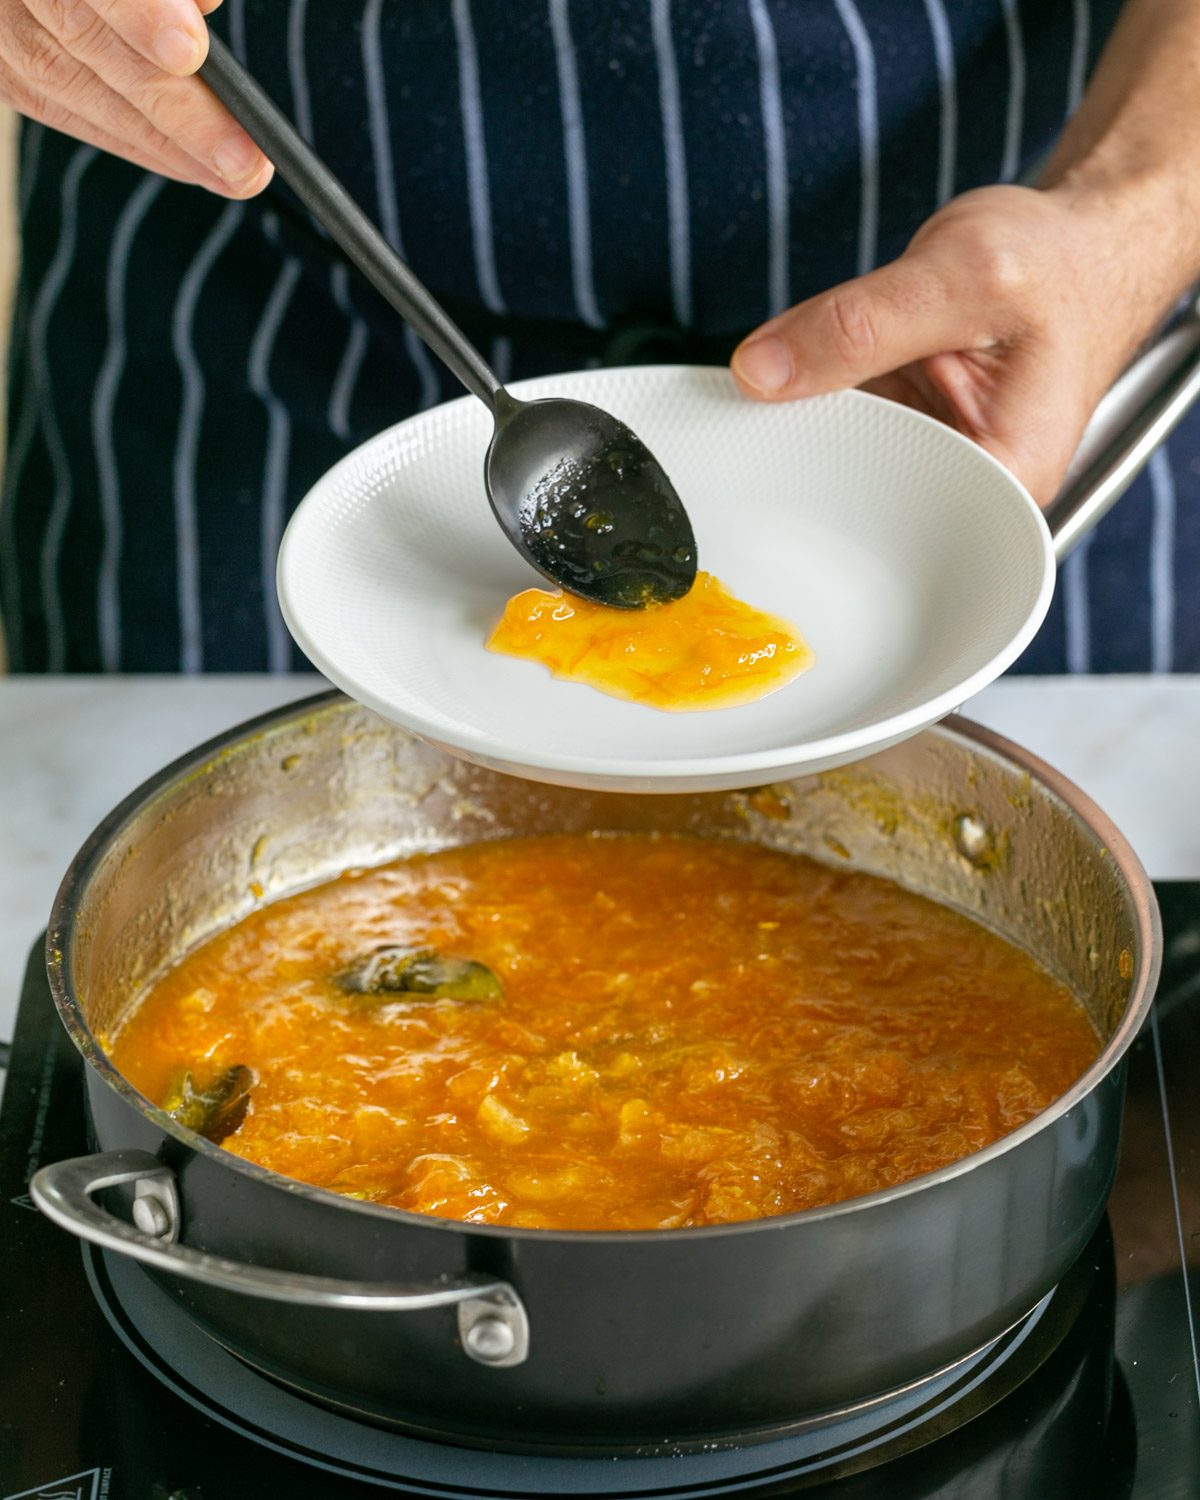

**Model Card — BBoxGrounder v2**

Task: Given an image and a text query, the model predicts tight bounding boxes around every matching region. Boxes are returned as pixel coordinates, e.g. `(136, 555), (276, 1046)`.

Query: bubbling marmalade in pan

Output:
(109, 835), (1100, 1231)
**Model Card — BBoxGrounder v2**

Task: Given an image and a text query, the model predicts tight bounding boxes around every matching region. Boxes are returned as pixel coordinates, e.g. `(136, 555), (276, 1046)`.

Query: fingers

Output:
(732, 257), (993, 401)
(728, 183), (1154, 509)
(23, 0), (270, 190)
(935, 346), (1087, 506)
(0, 1), (270, 197)
(868, 344), (1085, 505)
(87, 0), (211, 76)
(0, 23), (227, 190)
(29, 89), (232, 188)
(730, 191), (1049, 402)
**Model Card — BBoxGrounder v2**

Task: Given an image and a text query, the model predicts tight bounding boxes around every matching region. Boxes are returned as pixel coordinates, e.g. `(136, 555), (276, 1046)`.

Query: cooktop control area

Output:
(2, 886), (1198, 1499)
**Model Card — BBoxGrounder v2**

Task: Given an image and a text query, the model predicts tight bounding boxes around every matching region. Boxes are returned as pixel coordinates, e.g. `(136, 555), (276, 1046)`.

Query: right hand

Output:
(0, 0), (272, 196)
(731, 182), (1188, 505)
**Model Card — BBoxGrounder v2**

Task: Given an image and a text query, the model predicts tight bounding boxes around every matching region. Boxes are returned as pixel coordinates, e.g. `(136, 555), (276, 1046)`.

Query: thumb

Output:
(732, 259), (979, 401)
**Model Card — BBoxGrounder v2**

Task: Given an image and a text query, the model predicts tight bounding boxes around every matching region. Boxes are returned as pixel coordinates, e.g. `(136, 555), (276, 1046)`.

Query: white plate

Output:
(278, 366), (1053, 792)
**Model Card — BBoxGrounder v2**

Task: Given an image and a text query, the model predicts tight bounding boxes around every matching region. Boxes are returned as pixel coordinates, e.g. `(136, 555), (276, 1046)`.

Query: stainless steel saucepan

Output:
(31, 697), (1158, 1449)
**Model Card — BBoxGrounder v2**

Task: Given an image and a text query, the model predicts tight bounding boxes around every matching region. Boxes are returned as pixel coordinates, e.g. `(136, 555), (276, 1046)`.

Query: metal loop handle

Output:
(30, 1149), (529, 1368)
(1047, 297), (1200, 558)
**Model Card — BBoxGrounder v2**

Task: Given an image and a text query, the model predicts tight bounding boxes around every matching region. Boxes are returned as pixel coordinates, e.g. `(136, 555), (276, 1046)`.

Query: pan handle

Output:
(30, 1149), (529, 1368)
(1045, 297), (1200, 559)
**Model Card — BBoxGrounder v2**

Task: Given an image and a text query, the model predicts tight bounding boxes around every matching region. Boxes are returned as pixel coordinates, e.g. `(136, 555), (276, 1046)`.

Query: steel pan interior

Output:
(43, 692), (1160, 1447)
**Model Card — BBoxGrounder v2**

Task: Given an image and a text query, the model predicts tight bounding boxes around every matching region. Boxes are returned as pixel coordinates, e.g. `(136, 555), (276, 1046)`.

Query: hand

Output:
(0, 0), (271, 196)
(731, 184), (1182, 505)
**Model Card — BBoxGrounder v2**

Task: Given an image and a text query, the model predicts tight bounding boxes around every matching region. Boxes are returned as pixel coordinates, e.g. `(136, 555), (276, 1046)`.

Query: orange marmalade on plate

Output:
(486, 571), (813, 711)
(109, 834), (1099, 1232)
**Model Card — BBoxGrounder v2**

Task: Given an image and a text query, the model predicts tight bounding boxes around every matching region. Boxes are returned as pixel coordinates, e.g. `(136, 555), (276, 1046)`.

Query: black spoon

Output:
(200, 35), (697, 608)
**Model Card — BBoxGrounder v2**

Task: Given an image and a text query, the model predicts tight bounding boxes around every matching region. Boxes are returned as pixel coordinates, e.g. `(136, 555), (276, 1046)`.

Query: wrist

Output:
(1041, 162), (1200, 357)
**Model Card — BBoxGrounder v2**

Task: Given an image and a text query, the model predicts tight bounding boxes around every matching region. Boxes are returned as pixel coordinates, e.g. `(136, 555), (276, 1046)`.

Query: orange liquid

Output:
(486, 571), (813, 711)
(110, 834), (1099, 1232)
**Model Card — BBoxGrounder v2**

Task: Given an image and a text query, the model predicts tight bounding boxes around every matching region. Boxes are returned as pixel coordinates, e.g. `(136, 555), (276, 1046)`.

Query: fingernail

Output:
(154, 25), (202, 74)
(213, 133), (262, 183)
(733, 336), (792, 394)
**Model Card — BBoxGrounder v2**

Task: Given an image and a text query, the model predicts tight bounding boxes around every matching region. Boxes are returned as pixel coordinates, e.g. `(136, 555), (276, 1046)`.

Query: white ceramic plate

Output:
(278, 366), (1053, 792)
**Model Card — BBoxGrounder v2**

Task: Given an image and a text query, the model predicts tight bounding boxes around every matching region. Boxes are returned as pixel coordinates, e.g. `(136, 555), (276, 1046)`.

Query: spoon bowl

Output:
(487, 392), (696, 606)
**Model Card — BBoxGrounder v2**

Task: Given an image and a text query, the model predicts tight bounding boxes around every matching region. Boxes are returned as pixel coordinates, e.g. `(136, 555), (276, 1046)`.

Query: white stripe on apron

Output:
(549, 0), (604, 330)
(491, 335), (514, 385)
(1149, 446), (1176, 673)
(247, 232), (304, 675)
(37, 147), (99, 674)
(171, 202), (246, 673)
(362, 0), (440, 410)
(998, 0), (1025, 183)
(362, 0), (402, 253)
(921, 0), (957, 206)
(747, 0), (789, 319)
(287, 0), (313, 139)
(1061, 0), (1094, 673)
(1062, 537), (1093, 674)
(831, 0), (879, 278)
(228, 0), (247, 61)
(452, 0), (507, 315)
(92, 175), (166, 672)
(285, 0), (372, 449)
(651, 0), (693, 328)
(327, 263), (370, 443)
(1068, 0), (1090, 112)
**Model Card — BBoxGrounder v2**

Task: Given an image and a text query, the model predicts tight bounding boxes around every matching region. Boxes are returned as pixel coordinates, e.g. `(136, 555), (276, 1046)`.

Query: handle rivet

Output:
(464, 1315), (517, 1363)
(132, 1195), (172, 1239)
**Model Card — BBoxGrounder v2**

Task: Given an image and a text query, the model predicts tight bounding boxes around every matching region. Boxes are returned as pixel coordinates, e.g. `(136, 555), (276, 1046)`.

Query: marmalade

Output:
(487, 571), (813, 710)
(109, 834), (1099, 1231)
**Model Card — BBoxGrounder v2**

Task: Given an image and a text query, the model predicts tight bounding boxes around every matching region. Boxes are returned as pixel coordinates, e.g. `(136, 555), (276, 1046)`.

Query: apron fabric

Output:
(7, 0), (1187, 677)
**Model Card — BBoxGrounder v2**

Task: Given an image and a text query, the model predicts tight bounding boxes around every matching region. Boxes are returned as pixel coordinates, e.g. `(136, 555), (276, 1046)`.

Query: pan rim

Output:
(46, 690), (1160, 1246)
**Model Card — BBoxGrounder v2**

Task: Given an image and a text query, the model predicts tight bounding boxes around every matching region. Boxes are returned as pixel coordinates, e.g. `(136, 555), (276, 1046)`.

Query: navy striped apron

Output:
(8, 0), (1189, 677)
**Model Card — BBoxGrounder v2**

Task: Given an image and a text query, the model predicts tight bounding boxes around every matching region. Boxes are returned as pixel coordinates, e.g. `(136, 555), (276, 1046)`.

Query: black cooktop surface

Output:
(2, 886), (1198, 1499)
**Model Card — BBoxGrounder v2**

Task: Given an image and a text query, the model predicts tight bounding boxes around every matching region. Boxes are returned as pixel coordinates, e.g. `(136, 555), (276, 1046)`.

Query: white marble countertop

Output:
(2, 674), (1199, 1050)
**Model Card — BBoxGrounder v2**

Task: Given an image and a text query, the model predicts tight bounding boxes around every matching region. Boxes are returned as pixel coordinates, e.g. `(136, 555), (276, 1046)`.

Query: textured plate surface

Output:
(278, 366), (1053, 791)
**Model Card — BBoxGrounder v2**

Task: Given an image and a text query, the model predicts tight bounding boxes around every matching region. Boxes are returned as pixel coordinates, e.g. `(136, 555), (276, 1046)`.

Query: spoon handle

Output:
(200, 32), (502, 411)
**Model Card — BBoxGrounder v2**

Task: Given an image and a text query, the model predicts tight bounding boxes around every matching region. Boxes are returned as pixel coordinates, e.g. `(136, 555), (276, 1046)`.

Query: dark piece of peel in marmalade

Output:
(337, 944), (504, 1003)
(163, 1064), (254, 1144)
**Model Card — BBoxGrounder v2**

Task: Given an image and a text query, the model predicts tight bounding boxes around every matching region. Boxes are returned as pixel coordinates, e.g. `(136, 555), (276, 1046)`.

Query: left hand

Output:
(0, 0), (273, 196)
(730, 183), (1180, 505)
